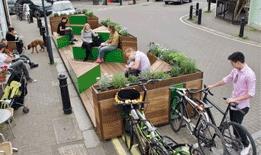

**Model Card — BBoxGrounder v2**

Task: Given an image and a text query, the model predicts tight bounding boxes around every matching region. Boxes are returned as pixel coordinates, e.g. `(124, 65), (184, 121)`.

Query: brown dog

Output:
(27, 39), (45, 53)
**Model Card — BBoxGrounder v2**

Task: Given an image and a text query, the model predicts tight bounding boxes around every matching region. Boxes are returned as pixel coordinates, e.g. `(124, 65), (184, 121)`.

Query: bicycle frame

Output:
(175, 88), (210, 134)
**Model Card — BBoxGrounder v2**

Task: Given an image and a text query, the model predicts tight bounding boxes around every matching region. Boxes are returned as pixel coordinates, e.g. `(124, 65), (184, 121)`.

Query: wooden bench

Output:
(150, 59), (172, 72)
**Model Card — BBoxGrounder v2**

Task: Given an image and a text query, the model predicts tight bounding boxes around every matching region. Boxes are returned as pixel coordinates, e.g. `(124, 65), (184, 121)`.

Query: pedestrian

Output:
(95, 25), (119, 63)
(124, 47), (151, 77)
(207, 51), (256, 155)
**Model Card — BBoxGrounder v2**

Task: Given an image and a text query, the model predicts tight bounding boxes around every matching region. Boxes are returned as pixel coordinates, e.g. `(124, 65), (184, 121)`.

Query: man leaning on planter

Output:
(124, 47), (151, 77)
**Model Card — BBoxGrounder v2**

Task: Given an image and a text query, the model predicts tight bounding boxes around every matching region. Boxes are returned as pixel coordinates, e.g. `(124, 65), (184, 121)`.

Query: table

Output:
(0, 109), (11, 124)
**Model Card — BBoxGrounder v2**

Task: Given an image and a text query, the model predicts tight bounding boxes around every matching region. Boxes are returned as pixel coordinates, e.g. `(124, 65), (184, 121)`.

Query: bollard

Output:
(239, 17), (245, 38)
(103, 0), (107, 5)
(189, 5), (193, 20)
(198, 9), (202, 25)
(196, 3), (199, 16)
(37, 18), (42, 28)
(208, 0), (211, 12)
(120, 0), (122, 5)
(133, 0), (136, 4)
(58, 74), (72, 114)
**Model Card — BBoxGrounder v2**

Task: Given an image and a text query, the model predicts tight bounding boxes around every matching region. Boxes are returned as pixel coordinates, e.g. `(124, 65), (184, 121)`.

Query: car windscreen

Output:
(52, 2), (74, 12)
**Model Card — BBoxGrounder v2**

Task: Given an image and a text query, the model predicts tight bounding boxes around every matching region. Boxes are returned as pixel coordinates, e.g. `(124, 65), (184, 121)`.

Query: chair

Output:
(0, 133), (18, 155)
(6, 42), (17, 51)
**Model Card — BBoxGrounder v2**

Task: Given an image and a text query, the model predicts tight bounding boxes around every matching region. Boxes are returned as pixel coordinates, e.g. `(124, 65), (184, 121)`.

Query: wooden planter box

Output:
(119, 34), (137, 51)
(88, 15), (99, 29)
(49, 15), (68, 34)
(92, 71), (203, 140)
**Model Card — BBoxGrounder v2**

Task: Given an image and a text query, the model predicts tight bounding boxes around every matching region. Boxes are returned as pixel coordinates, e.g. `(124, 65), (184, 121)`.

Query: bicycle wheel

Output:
(122, 118), (134, 150)
(197, 121), (226, 155)
(220, 121), (257, 155)
(133, 122), (149, 154)
(149, 143), (169, 155)
(170, 96), (184, 132)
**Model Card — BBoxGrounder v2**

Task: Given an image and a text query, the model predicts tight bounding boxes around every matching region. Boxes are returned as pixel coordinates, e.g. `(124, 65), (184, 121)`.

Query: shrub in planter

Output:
(127, 75), (139, 84)
(179, 59), (197, 74)
(97, 74), (112, 91)
(139, 71), (170, 81)
(53, 13), (59, 17)
(169, 65), (182, 77)
(85, 11), (94, 17)
(111, 73), (129, 89)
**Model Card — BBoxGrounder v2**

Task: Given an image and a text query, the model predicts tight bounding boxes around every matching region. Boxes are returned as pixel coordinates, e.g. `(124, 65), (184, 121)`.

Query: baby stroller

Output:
(0, 68), (29, 113)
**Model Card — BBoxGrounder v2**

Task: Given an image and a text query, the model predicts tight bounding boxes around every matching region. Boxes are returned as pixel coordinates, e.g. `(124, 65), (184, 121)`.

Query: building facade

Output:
(0, 0), (10, 40)
(248, 0), (261, 30)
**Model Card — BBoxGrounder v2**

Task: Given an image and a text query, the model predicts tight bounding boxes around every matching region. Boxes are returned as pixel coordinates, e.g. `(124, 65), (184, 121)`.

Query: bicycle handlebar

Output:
(223, 97), (245, 115)
(187, 85), (214, 96)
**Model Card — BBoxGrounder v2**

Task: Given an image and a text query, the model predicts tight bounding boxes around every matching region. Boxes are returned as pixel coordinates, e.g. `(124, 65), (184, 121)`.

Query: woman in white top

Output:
(81, 23), (98, 61)
(124, 47), (151, 77)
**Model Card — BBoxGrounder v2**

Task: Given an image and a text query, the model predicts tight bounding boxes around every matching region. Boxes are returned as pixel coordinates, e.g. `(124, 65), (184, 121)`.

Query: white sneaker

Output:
(240, 144), (251, 155)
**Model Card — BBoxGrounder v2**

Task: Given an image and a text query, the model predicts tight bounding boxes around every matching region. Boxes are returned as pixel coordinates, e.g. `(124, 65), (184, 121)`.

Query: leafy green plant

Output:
(101, 18), (111, 27)
(179, 59), (197, 74)
(97, 75), (112, 91)
(127, 75), (139, 84)
(170, 65), (182, 77)
(150, 71), (170, 80)
(111, 73), (129, 89)
(85, 11), (93, 17)
(82, 9), (88, 14)
(119, 28), (128, 36)
(138, 71), (152, 81)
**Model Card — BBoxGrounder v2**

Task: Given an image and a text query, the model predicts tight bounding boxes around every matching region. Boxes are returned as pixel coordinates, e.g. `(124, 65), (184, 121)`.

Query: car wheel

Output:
(180, 0), (183, 4)
(165, 1), (169, 4)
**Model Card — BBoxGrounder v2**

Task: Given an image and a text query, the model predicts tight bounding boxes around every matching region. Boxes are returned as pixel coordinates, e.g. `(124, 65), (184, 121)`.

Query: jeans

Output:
(98, 45), (117, 59)
(230, 107), (249, 147)
(10, 60), (30, 80)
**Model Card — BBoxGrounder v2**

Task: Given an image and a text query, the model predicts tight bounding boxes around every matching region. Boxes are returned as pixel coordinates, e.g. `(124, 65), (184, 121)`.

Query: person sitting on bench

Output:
(95, 25), (119, 63)
(1, 39), (38, 69)
(0, 43), (36, 83)
(6, 26), (25, 54)
(124, 47), (151, 77)
(81, 23), (99, 61)
(57, 17), (76, 44)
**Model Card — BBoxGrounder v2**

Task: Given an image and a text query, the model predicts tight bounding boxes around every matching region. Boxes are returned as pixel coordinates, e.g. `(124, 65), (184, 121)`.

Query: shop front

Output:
(0, 0), (9, 40)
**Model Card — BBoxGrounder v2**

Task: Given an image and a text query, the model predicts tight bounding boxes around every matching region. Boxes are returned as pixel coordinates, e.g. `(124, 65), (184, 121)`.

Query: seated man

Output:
(124, 47), (151, 77)
(57, 17), (76, 44)
(1, 39), (38, 69)
(6, 26), (24, 54)
(0, 43), (36, 83)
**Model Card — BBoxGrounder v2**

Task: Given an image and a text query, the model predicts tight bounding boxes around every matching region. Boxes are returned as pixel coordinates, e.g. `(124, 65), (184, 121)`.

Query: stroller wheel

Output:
(23, 107), (30, 113)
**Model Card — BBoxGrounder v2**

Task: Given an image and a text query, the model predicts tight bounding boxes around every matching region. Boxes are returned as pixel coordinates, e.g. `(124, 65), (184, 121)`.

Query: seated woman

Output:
(124, 47), (151, 77)
(57, 17), (76, 44)
(95, 25), (119, 63)
(1, 39), (38, 69)
(81, 23), (98, 61)
(6, 27), (24, 54)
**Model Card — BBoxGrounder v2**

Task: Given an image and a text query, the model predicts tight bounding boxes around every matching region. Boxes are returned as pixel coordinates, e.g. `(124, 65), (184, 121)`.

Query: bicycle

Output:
(115, 80), (201, 155)
(187, 87), (257, 155)
(169, 87), (227, 155)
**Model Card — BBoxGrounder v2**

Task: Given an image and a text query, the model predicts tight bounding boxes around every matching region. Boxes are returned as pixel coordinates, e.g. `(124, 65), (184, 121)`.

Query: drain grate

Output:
(53, 117), (82, 144)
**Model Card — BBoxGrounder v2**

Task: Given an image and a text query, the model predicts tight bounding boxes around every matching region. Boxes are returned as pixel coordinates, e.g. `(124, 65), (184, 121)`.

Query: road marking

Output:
(179, 15), (261, 48)
(112, 138), (128, 155)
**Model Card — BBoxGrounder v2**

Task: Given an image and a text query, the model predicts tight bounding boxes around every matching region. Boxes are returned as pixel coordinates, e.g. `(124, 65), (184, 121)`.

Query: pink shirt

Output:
(223, 64), (256, 109)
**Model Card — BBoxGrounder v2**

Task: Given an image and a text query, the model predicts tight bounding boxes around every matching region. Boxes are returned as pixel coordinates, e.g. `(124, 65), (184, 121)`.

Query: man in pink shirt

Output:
(208, 51), (256, 155)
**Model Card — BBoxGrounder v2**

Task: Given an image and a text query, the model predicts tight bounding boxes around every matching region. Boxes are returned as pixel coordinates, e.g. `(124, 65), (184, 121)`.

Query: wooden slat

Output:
(150, 60), (172, 72)
(80, 91), (96, 127)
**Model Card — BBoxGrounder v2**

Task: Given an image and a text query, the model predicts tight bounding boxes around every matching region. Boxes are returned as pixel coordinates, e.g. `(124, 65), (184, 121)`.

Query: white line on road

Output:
(179, 15), (261, 48)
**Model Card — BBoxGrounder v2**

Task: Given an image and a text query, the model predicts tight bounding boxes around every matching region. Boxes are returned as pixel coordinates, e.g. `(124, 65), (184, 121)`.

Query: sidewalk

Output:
(185, 4), (261, 44)
(1, 16), (117, 155)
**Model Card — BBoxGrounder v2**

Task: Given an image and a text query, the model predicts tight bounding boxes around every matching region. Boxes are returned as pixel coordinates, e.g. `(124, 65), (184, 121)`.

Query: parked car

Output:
(52, 1), (75, 16)
(164, 0), (191, 4)
(7, 0), (16, 15)
(15, 0), (53, 17)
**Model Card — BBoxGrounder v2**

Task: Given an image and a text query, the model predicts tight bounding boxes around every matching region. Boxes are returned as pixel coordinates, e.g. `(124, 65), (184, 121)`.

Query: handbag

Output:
(92, 33), (101, 46)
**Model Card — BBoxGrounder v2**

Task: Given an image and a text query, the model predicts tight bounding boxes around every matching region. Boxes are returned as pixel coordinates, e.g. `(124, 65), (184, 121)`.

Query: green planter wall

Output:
(72, 46), (125, 63)
(69, 15), (87, 25)
(97, 32), (110, 42)
(70, 25), (84, 35)
(55, 35), (70, 49)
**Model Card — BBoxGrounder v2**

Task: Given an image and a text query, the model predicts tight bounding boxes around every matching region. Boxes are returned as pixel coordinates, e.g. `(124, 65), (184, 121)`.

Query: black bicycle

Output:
(187, 87), (257, 155)
(115, 80), (201, 155)
(170, 87), (226, 155)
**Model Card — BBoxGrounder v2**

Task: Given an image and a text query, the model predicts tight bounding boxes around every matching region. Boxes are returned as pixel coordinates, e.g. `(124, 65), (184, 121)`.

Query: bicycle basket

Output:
(115, 88), (143, 105)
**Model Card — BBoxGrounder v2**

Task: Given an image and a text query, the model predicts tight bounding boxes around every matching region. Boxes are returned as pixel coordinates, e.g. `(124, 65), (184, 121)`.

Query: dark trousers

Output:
(81, 42), (94, 59)
(230, 107), (249, 147)
(125, 69), (141, 77)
